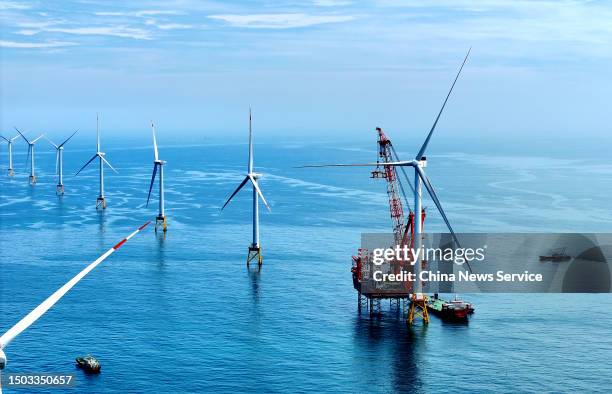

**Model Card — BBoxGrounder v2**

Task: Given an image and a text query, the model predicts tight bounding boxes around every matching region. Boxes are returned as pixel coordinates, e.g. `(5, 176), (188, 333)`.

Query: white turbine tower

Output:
(75, 115), (117, 209)
(0, 221), (151, 392)
(45, 130), (78, 195)
(0, 132), (21, 176)
(222, 107), (271, 267)
(146, 121), (167, 232)
(15, 128), (44, 185)
(301, 49), (471, 322)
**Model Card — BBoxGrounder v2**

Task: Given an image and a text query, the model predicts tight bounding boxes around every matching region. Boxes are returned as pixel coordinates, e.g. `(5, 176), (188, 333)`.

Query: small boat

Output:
(539, 247), (571, 262)
(426, 294), (473, 321)
(76, 355), (101, 373)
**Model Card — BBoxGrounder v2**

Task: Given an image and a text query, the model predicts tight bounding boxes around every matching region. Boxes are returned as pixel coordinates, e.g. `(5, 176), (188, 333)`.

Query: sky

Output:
(1, 0), (612, 143)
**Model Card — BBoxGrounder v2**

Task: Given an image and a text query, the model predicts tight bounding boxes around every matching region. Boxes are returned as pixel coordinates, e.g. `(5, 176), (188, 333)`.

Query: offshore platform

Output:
(352, 50), (472, 325)
(351, 127), (428, 324)
(304, 50), (472, 325)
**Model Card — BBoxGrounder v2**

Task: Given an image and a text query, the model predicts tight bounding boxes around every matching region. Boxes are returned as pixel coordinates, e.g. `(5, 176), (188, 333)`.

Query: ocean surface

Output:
(1, 134), (612, 393)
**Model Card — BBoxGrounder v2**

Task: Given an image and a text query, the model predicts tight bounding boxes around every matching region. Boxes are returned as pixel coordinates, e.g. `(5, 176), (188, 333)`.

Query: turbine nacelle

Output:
(249, 172), (263, 179)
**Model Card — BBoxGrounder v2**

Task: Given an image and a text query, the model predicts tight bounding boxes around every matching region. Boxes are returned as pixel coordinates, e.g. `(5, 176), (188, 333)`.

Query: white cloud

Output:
(0, 39), (75, 48)
(156, 23), (193, 30)
(16, 20), (61, 29)
(15, 29), (38, 35)
(44, 26), (152, 40)
(0, 1), (30, 10)
(12, 18), (153, 40)
(94, 10), (182, 18)
(208, 13), (355, 28)
(313, 0), (352, 6)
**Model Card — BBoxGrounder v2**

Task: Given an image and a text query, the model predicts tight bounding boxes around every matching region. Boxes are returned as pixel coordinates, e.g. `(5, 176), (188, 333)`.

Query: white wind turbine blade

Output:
(222, 176), (249, 210)
(0, 222), (151, 352)
(14, 127), (30, 144)
(96, 114), (100, 152)
(31, 134), (45, 144)
(44, 135), (58, 149)
(146, 164), (158, 207)
(415, 48), (470, 161)
(248, 106), (253, 173)
(101, 156), (118, 174)
(59, 130), (78, 147)
(298, 161), (413, 168)
(414, 165), (457, 240)
(0, 136), (8, 142)
(414, 165), (471, 273)
(248, 175), (271, 212)
(151, 121), (159, 161)
(75, 154), (98, 176)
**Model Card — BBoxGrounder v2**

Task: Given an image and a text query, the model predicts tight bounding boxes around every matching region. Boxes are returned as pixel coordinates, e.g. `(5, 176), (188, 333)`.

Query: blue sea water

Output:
(1, 135), (612, 393)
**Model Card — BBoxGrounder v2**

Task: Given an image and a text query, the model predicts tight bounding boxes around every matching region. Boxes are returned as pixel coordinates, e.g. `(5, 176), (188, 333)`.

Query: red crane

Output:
(351, 128), (426, 316)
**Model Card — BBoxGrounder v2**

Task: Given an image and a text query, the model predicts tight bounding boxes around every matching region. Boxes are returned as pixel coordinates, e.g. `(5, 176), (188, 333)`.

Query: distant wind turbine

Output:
(146, 121), (167, 232)
(0, 132), (21, 176)
(222, 107), (271, 267)
(0, 221), (151, 391)
(45, 130), (78, 195)
(75, 115), (117, 209)
(15, 128), (45, 185)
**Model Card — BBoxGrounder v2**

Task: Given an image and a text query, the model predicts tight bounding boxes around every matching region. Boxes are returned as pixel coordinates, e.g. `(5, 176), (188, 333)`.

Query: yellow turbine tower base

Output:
(8, 169), (14, 177)
(96, 197), (107, 210)
(408, 294), (429, 325)
(155, 215), (167, 232)
(247, 246), (262, 267)
(56, 184), (64, 195)
(29, 175), (36, 185)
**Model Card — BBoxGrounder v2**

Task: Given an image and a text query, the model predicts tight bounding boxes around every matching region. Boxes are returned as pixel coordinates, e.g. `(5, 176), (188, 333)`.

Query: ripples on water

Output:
(1, 141), (612, 393)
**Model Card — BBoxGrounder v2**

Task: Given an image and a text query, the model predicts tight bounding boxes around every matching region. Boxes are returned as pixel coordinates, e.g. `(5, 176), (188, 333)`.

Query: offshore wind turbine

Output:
(0, 221), (151, 391)
(45, 130), (78, 195)
(146, 121), (167, 232)
(0, 132), (21, 176)
(222, 107), (271, 267)
(15, 128), (45, 185)
(300, 49), (471, 322)
(75, 115), (118, 209)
